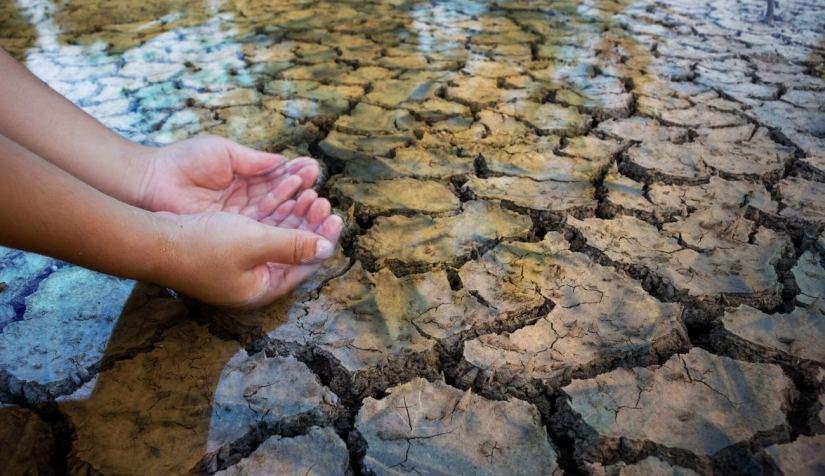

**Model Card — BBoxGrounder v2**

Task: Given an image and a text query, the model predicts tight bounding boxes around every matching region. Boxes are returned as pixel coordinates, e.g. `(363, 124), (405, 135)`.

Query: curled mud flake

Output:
(333, 103), (420, 135)
(712, 304), (825, 370)
(342, 146), (474, 181)
(209, 106), (320, 151)
(499, 100), (590, 137)
(750, 101), (825, 143)
(364, 78), (440, 108)
(357, 201), (532, 269)
(588, 456), (699, 476)
(0, 247), (59, 331)
(269, 259), (540, 398)
(446, 76), (510, 109)
(62, 322), (241, 475)
(463, 176), (597, 217)
(215, 427), (349, 476)
(596, 116), (687, 143)
(569, 216), (786, 306)
(698, 127), (794, 180)
(777, 177), (825, 225)
(561, 135), (624, 164)
(647, 176), (777, 219)
(602, 165), (656, 220)
(330, 177), (460, 216)
(477, 137), (607, 183)
(457, 237), (687, 396)
(557, 348), (794, 470)
(0, 406), (57, 475)
(622, 141), (710, 185)
(0, 266), (136, 397)
(319, 129), (414, 162)
(206, 351), (343, 455)
(792, 251), (825, 307)
(763, 435), (825, 476)
(356, 378), (558, 475)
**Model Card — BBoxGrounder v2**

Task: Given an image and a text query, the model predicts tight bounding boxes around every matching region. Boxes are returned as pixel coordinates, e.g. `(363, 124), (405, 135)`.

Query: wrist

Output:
(121, 142), (159, 210)
(138, 210), (185, 287)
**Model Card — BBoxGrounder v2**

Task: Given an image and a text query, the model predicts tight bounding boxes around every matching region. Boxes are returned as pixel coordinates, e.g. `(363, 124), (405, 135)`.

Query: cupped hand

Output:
(157, 207), (343, 308)
(136, 135), (321, 218)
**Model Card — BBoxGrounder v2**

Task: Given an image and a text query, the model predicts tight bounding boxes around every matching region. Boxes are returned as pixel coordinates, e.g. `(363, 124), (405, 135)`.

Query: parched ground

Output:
(1, 0), (824, 474)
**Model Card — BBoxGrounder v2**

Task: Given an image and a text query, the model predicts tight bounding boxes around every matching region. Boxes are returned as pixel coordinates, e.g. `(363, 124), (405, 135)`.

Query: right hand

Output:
(154, 209), (342, 308)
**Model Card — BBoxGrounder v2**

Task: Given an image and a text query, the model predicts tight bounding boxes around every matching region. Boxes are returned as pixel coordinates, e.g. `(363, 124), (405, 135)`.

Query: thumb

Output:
(244, 225), (336, 267)
(227, 141), (287, 176)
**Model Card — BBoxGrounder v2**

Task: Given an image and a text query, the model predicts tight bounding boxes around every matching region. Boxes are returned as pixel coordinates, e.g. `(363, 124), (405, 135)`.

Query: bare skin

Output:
(0, 49), (343, 308)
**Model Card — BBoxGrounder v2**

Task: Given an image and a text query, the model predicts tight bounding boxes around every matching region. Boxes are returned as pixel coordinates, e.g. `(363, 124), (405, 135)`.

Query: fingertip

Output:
(307, 198), (331, 225)
(318, 214), (344, 242)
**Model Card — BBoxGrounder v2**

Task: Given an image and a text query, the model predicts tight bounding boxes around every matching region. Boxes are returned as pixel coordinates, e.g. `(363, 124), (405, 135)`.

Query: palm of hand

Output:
(141, 135), (321, 220)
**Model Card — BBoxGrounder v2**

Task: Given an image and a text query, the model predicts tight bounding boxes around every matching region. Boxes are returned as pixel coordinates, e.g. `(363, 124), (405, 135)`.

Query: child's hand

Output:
(136, 135), (320, 219)
(155, 208), (342, 308)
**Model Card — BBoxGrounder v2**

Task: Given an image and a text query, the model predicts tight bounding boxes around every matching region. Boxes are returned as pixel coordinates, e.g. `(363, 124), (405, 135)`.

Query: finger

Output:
(244, 225), (335, 267)
(261, 199), (296, 226)
(243, 263), (321, 308)
(293, 162), (321, 188)
(306, 198), (331, 226)
(227, 141), (288, 176)
(316, 214), (344, 242)
(293, 189), (317, 217)
(286, 157), (319, 174)
(252, 175), (303, 218)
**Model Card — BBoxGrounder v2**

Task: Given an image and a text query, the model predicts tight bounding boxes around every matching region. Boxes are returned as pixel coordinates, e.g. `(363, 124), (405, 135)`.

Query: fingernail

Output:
(314, 239), (335, 261)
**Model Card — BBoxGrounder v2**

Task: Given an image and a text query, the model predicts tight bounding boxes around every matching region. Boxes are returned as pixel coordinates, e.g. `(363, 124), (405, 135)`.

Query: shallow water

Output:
(1, 0), (824, 474)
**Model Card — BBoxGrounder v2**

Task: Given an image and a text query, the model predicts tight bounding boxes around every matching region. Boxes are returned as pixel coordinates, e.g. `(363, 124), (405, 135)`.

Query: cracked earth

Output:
(1, 0), (824, 474)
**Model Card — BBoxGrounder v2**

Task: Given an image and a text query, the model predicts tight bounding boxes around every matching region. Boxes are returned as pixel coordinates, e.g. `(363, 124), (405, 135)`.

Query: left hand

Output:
(134, 135), (321, 219)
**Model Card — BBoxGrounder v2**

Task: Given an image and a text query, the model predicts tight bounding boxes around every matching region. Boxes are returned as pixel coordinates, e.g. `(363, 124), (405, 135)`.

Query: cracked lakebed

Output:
(1, 0), (825, 474)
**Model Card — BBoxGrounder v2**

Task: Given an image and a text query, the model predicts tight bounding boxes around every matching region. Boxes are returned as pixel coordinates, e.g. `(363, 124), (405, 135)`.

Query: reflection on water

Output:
(1, 0), (824, 474)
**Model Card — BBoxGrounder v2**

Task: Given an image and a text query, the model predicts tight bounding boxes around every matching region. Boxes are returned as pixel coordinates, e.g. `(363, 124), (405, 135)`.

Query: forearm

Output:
(0, 49), (150, 206)
(0, 134), (170, 283)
